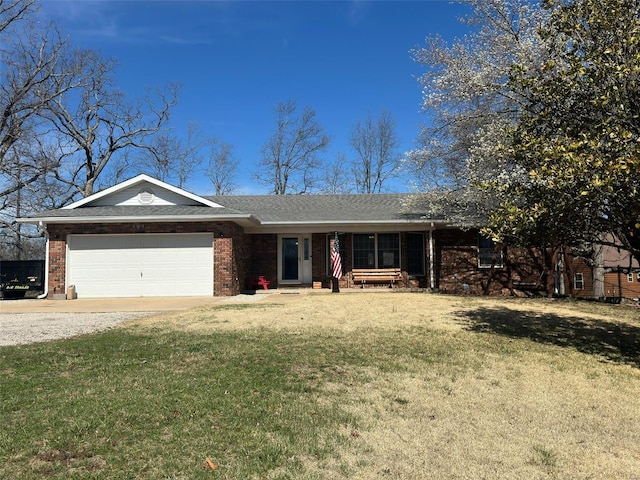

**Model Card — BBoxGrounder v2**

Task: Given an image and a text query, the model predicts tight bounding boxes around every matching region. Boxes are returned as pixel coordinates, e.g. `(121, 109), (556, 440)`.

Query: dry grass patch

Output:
(126, 292), (640, 479)
(131, 291), (465, 333)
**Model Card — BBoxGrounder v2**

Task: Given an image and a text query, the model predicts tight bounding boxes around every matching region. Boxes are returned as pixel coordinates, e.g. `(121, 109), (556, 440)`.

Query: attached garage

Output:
(67, 233), (214, 298)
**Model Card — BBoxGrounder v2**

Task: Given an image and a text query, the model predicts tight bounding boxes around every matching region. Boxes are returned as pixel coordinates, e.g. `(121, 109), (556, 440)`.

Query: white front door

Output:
(278, 235), (312, 284)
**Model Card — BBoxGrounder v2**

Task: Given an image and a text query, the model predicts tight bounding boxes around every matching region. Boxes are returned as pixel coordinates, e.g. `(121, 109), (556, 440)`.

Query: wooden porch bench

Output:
(352, 268), (402, 288)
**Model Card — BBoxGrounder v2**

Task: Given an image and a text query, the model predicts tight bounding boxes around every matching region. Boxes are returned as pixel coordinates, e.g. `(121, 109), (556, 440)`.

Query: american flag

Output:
(331, 232), (342, 280)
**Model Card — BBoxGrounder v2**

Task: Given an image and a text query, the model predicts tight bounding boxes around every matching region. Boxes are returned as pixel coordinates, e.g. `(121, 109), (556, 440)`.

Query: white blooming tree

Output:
(406, 0), (549, 226)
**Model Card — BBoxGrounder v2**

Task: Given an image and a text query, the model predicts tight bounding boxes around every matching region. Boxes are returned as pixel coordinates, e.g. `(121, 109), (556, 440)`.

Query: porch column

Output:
(429, 227), (435, 290)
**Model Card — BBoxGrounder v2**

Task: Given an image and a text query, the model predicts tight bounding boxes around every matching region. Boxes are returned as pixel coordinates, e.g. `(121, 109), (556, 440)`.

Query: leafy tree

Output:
(486, 0), (640, 263)
(257, 100), (330, 195)
(349, 111), (401, 193)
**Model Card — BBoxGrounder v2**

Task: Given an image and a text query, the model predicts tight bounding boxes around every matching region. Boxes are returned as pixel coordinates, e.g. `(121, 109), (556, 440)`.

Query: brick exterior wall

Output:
(433, 229), (594, 297)
(45, 222), (247, 298)
(435, 229), (510, 295)
(311, 233), (329, 287)
(214, 222), (249, 297)
(247, 234), (278, 289)
(44, 222), (595, 299)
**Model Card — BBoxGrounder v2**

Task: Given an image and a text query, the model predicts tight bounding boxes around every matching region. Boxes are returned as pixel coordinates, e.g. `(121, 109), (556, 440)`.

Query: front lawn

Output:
(1, 293), (639, 479)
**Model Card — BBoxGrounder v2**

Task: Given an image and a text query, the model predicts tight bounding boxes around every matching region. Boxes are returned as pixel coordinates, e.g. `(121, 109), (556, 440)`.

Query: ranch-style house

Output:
(20, 174), (594, 299)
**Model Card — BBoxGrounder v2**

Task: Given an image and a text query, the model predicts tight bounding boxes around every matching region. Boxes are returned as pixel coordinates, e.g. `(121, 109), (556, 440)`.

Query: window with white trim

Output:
(628, 273), (634, 283)
(353, 233), (400, 269)
(574, 273), (584, 290)
(478, 235), (504, 268)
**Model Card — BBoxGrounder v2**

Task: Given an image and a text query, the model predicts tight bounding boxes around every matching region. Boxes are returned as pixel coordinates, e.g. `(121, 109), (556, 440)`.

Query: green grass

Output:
(0, 323), (457, 479)
(3, 332), (315, 478)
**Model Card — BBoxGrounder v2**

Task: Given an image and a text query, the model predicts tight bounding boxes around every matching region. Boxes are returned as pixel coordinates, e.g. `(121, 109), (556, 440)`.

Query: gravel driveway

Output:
(0, 294), (272, 347)
(0, 312), (152, 347)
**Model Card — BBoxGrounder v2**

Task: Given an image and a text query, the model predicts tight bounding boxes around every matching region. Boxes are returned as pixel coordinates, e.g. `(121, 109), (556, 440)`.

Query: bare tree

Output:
(42, 49), (180, 201)
(1, 2), (80, 172)
(0, 0), (34, 34)
(349, 111), (400, 193)
(205, 138), (238, 195)
(141, 130), (181, 182)
(176, 122), (204, 188)
(0, 0), (88, 257)
(0, 143), (48, 259)
(257, 100), (330, 195)
(319, 152), (353, 194)
(140, 121), (204, 188)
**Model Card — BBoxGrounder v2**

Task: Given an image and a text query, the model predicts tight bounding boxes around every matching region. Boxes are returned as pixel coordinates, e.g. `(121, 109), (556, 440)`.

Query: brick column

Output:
(47, 229), (67, 299)
(214, 236), (235, 296)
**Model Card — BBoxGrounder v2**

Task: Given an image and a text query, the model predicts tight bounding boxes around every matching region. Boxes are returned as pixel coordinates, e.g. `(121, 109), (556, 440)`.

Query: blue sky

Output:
(39, 0), (471, 194)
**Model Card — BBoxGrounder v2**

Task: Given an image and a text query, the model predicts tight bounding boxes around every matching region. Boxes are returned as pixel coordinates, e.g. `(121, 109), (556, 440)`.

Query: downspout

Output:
(429, 224), (435, 290)
(37, 221), (49, 299)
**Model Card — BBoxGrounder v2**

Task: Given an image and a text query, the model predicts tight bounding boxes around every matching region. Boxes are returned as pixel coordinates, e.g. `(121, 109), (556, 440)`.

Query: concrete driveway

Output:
(0, 296), (224, 314)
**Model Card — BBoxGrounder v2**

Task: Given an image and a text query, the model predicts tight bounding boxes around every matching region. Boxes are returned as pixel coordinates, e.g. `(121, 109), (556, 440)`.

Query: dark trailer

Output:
(0, 260), (45, 299)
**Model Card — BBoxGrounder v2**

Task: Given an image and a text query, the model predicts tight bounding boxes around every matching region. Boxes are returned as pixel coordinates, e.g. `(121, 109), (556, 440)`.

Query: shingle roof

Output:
(207, 193), (433, 223)
(22, 193), (443, 226)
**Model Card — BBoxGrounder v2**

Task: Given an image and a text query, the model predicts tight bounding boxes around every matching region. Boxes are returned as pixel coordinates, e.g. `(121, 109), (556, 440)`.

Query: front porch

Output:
(243, 232), (432, 292)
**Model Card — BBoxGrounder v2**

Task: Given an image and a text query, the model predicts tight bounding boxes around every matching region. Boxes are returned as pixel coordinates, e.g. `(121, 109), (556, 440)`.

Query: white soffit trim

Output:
(18, 214), (258, 227)
(63, 174), (223, 209)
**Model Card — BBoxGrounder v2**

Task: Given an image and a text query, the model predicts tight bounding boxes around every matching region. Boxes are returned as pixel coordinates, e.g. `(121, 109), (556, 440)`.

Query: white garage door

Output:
(67, 234), (214, 298)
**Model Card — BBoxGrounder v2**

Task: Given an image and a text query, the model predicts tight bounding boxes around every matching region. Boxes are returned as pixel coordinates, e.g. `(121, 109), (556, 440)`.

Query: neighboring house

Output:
(19, 174), (589, 299)
(601, 243), (640, 301)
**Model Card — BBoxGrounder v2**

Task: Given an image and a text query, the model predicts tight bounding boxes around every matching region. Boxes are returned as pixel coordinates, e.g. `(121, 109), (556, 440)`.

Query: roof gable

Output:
(63, 174), (223, 209)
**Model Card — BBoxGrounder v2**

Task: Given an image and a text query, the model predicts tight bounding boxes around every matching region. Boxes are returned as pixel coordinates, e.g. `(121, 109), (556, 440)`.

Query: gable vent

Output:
(137, 189), (155, 205)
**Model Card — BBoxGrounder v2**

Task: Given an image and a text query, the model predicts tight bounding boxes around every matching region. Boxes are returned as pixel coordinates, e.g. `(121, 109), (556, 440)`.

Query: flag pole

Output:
(330, 232), (342, 293)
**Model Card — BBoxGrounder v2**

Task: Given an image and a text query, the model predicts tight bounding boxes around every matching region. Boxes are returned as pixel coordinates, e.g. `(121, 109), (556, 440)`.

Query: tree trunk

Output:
(592, 243), (605, 299)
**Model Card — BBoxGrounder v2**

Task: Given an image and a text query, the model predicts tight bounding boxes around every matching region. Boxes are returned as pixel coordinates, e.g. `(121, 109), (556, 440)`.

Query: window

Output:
(353, 233), (400, 269)
(407, 233), (425, 276)
(377, 233), (400, 268)
(478, 235), (504, 268)
(303, 238), (310, 260)
(353, 234), (375, 268)
(574, 273), (584, 290)
(628, 273), (634, 283)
